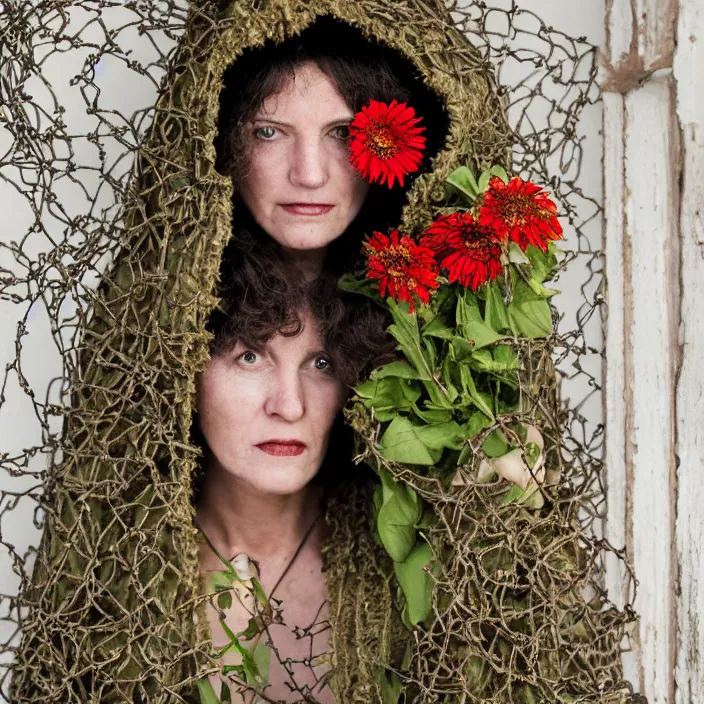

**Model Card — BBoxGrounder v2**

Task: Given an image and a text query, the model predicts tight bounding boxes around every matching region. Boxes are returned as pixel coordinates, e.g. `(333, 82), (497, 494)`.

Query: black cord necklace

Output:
(196, 510), (322, 600)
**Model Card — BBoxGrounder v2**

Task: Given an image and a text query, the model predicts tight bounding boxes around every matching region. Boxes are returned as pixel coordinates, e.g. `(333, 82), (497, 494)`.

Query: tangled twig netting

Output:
(0, 1), (640, 702)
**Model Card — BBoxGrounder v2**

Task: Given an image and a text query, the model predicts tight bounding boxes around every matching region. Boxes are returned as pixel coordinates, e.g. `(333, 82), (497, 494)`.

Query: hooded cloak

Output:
(9, 2), (633, 703)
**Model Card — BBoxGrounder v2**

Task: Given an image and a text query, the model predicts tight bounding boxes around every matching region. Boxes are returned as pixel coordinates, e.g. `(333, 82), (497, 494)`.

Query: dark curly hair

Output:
(207, 228), (395, 388)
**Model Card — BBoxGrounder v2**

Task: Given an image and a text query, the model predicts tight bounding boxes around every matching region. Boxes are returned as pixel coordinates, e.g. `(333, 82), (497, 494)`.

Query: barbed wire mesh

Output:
(0, 0), (641, 702)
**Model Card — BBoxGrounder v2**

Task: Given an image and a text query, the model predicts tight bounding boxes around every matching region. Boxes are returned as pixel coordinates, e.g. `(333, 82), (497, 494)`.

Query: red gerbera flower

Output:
(365, 230), (439, 312)
(478, 176), (563, 252)
(421, 212), (503, 290)
(349, 99), (426, 188)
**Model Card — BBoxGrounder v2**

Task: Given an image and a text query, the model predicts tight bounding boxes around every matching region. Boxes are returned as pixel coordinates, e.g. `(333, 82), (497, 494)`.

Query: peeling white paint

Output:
(624, 76), (680, 704)
(608, 0), (635, 62)
(604, 1), (703, 702)
(673, 2), (704, 702)
(602, 92), (630, 612)
(635, 0), (677, 69)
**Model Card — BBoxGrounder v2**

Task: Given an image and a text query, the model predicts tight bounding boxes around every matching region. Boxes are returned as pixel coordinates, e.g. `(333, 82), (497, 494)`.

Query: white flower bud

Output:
(232, 553), (258, 581)
(486, 425), (546, 490)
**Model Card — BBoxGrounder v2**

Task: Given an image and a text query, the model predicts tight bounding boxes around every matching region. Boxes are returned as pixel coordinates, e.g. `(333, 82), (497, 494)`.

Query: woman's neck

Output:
(195, 461), (325, 572)
(282, 245), (327, 281)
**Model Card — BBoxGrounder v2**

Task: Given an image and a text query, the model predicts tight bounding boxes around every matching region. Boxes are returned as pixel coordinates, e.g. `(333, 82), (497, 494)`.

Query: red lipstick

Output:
(280, 203), (334, 216)
(256, 440), (307, 457)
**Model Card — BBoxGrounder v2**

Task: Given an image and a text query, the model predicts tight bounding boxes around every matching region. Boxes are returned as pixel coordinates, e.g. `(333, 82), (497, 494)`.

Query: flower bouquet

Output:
(339, 101), (616, 702)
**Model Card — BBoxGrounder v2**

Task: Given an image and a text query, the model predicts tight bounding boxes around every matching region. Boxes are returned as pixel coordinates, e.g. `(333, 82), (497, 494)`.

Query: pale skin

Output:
(195, 60), (371, 701)
(195, 312), (346, 702)
(236, 60), (369, 280)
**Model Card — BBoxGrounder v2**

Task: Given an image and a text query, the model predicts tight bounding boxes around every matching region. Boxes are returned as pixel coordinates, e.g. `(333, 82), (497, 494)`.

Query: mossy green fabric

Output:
(9, 1), (633, 703)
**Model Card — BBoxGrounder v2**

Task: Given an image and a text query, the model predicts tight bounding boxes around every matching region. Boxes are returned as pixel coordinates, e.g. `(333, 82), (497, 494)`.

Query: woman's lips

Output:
(256, 441), (307, 457)
(280, 203), (334, 216)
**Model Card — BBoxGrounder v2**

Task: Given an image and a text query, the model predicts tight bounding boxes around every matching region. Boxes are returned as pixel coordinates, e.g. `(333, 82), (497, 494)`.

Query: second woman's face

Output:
(197, 311), (347, 496)
(237, 61), (369, 257)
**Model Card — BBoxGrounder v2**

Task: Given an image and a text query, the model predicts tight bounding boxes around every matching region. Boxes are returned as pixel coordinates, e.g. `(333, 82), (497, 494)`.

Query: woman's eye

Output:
(330, 124), (350, 140)
(253, 126), (278, 140)
(314, 356), (332, 372)
(239, 350), (258, 364)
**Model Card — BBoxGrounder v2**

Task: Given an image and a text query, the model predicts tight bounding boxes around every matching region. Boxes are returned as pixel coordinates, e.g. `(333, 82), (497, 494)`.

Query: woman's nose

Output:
(263, 372), (305, 422)
(289, 135), (328, 189)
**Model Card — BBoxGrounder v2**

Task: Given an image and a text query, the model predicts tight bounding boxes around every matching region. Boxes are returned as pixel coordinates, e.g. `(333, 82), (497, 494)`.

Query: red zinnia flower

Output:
(349, 99), (426, 188)
(365, 230), (439, 312)
(421, 212), (503, 290)
(479, 176), (563, 252)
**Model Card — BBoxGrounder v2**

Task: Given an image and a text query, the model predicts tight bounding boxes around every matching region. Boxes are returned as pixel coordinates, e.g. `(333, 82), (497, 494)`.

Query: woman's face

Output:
(236, 61), (369, 258)
(197, 311), (347, 496)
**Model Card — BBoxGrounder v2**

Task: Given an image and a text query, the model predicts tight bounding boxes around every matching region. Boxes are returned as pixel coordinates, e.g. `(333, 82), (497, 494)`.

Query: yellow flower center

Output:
(496, 193), (550, 225)
(368, 126), (400, 159)
(378, 244), (413, 280)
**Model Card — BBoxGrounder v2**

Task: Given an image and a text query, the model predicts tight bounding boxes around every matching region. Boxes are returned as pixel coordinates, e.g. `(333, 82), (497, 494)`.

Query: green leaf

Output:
(239, 615), (266, 640)
(447, 335), (474, 362)
(477, 169), (491, 193)
(459, 365), (495, 421)
(250, 577), (268, 607)
(482, 429), (510, 457)
(422, 337), (438, 368)
(375, 667), (403, 704)
(469, 349), (492, 371)
(493, 344), (518, 369)
(220, 681), (232, 704)
(379, 466), (402, 505)
(464, 411), (494, 439)
(241, 653), (264, 688)
(206, 570), (236, 594)
(422, 316), (454, 340)
(484, 280), (510, 332)
(456, 288), (481, 327)
(525, 441), (541, 468)
(526, 275), (560, 298)
(470, 346), (519, 374)
(489, 165), (509, 183)
(500, 484), (526, 505)
(445, 165), (479, 202)
(337, 273), (381, 301)
(507, 242), (530, 265)
(394, 541), (434, 625)
(412, 408), (454, 424)
(372, 360), (425, 380)
(507, 282), (553, 338)
(197, 678), (221, 704)
(440, 355), (461, 405)
(377, 467), (422, 562)
(371, 482), (384, 546)
(217, 591), (233, 610)
(380, 416), (441, 465)
(462, 320), (502, 350)
(524, 244), (557, 284)
(399, 379), (423, 406)
(416, 421), (466, 451)
(388, 299), (451, 409)
(356, 377), (419, 417)
(457, 290), (503, 349)
(244, 640), (270, 688)
(373, 480), (384, 510)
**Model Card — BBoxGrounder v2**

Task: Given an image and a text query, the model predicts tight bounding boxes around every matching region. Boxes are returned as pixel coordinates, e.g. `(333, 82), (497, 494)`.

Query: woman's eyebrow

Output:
(251, 117), (353, 129)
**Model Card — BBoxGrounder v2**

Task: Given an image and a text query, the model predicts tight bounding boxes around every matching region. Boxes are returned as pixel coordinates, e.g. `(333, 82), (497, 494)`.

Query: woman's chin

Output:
(247, 465), (319, 497)
(268, 222), (346, 253)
